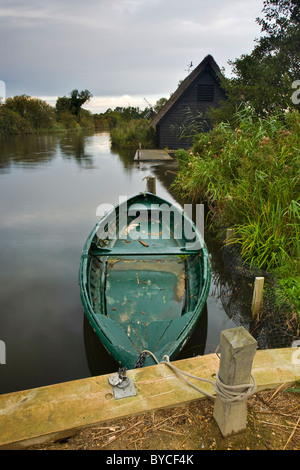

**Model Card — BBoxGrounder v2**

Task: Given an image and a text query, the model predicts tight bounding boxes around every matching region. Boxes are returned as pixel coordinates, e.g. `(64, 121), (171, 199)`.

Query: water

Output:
(0, 131), (231, 395)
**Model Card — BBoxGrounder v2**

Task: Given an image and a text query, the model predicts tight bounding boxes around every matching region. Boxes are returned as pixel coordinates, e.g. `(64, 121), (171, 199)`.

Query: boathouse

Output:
(151, 55), (226, 149)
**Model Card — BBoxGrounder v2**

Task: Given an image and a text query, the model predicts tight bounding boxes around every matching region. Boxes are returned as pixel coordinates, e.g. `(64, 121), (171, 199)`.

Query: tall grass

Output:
(173, 107), (300, 311)
(110, 119), (157, 148)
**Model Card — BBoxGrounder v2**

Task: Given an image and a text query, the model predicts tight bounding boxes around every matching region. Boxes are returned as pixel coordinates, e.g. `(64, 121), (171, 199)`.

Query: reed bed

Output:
(110, 118), (157, 149)
(173, 107), (300, 312)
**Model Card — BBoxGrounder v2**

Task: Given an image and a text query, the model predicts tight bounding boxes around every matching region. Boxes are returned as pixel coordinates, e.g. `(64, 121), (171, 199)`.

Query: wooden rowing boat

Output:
(79, 192), (211, 369)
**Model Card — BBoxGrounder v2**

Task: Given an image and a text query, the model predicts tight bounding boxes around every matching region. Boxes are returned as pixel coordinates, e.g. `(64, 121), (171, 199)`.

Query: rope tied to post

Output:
(137, 350), (257, 404)
(214, 371), (257, 404)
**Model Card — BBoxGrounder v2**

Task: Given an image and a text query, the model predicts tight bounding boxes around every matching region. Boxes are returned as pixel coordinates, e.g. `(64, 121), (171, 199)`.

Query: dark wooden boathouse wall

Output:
(151, 55), (227, 150)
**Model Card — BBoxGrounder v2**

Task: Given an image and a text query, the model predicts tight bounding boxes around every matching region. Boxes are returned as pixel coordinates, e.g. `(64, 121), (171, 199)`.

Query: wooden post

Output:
(251, 277), (264, 321)
(226, 228), (234, 243)
(145, 176), (156, 194)
(213, 326), (257, 437)
(136, 143), (141, 160)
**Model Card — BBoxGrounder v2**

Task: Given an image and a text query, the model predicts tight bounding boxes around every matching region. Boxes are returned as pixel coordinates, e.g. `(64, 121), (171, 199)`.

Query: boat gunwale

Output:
(78, 192), (211, 368)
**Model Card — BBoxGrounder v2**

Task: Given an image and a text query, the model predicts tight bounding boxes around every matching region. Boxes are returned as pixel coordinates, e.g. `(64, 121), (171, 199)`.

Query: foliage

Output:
(277, 276), (300, 313)
(79, 108), (96, 129)
(211, 0), (300, 121)
(55, 89), (93, 126)
(94, 101), (162, 131)
(112, 106), (153, 120)
(98, 98), (166, 148)
(0, 91), (94, 134)
(172, 107), (300, 311)
(154, 97), (168, 113)
(69, 89), (93, 118)
(0, 107), (32, 134)
(0, 95), (56, 133)
(110, 118), (157, 148)
(59, 110), (78, 130)
(170, 107), (207, 146)
(55, 96), (72, 118)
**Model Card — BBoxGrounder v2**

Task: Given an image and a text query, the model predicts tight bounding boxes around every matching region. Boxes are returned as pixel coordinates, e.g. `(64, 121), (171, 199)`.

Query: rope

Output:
(214, 372), (257, 403)
(138, 350), (257, 404)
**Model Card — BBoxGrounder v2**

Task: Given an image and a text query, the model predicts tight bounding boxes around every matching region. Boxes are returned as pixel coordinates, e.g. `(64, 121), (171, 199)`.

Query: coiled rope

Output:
(138, 350), (257, 404)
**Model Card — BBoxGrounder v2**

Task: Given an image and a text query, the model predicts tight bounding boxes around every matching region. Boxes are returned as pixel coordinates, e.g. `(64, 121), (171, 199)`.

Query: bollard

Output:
(145, 176), (156, 194)
(213, 326), (257, 437)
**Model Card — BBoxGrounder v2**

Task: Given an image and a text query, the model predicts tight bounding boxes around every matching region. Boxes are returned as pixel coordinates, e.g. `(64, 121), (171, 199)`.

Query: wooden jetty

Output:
(0, 338), (300, 449)
(134, 148), (172, 161)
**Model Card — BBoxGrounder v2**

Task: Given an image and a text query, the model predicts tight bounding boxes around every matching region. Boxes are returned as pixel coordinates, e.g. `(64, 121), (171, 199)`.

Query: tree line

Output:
(0, 89), (167, 135)
(0, 89), (94, 135)
(93, 98), (167, 131)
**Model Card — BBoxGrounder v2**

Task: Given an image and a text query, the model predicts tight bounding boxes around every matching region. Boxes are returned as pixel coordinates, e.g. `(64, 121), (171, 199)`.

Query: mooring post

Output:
(213, 326), (257, 437)
(251, 277), (264, 321)
(225, 228), (234, 243)
(145, 176), (156, 194)
(136, 142), (141, 160)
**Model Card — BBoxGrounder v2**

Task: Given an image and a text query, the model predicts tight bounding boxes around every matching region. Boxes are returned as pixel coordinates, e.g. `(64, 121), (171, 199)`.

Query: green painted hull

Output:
(79, 192), (211, 369)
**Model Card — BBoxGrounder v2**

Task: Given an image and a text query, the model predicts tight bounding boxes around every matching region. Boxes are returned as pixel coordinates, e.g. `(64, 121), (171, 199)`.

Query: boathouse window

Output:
(197, 84), (214, 101)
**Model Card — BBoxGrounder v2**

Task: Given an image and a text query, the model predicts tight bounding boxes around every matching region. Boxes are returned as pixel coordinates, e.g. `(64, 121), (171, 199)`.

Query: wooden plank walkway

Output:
(0, 348), (299, 449)
(134, 149), (172, 161)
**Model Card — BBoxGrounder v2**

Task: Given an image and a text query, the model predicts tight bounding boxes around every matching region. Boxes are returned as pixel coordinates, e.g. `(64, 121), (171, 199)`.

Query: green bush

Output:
(110, 119), (157, 148)
(0, 106), (33, 134)
(4, 95), (56, 130)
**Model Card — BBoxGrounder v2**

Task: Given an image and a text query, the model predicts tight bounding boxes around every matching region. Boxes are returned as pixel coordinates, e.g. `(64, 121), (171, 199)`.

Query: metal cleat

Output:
(108, 367), (136, 399)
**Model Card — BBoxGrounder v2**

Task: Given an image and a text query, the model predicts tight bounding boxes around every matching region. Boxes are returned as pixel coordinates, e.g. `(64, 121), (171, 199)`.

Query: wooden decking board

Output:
(0, 347), (299, 449)
(134, 149), (172, 161)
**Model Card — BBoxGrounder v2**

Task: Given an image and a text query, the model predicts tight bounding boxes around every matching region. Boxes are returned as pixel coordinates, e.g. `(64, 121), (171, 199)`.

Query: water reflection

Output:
(59, 131), (96, 167)
(0, 134), (58, 172)
(0, 131), (112, 171)
(0, 131), (230, 394)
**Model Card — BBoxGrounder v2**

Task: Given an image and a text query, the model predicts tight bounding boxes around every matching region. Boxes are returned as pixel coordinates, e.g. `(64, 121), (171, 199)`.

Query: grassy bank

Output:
(173, 107), (300, 313)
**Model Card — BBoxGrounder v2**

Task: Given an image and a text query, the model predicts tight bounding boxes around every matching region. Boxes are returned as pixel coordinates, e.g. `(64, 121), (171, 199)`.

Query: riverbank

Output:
(28, 385), (300, 450)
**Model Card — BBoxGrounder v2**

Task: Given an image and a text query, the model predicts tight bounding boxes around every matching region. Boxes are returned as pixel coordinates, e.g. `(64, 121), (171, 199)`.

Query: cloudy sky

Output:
(0, 0), (264, 113)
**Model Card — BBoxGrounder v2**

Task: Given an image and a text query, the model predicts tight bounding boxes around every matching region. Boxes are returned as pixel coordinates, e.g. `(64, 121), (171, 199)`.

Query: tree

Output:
(55, 96), (72, 118)
(216, 0), (300, 119)
(0, 107), (32, 134)
(55, 89), (93, 123)
(154, 97), (167, 113)
(257, 0), (300, 40)
(69, 89), (93, 119)
(4, 95), (55, 130)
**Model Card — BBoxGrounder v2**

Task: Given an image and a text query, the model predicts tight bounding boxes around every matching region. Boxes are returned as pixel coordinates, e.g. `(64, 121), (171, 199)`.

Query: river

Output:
(0, 131), (232, 395)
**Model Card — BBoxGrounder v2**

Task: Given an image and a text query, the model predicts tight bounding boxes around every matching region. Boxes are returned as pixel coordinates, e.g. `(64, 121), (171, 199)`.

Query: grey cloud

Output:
(0, 0), (263, 100)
